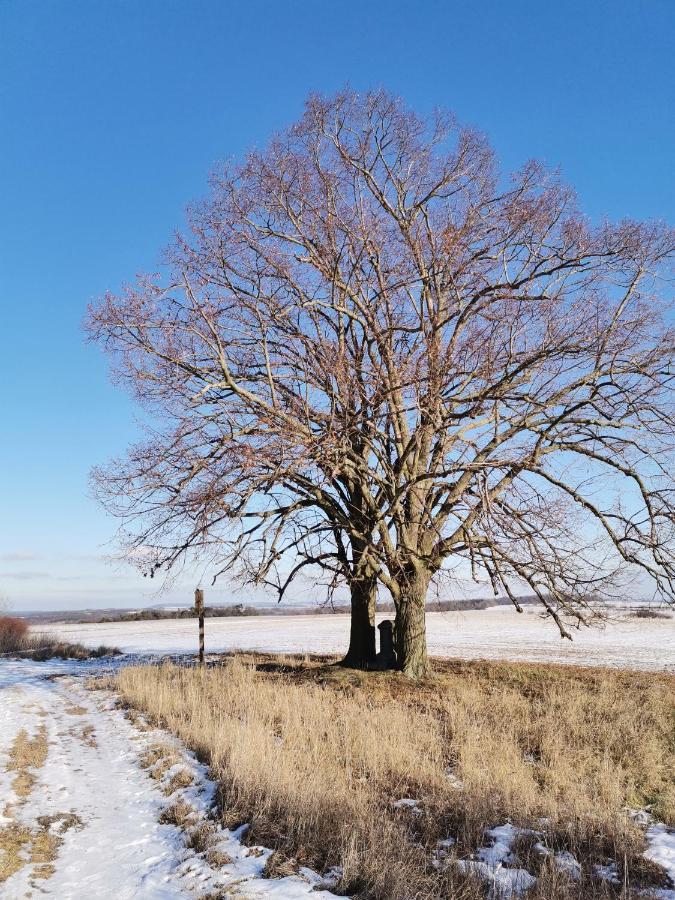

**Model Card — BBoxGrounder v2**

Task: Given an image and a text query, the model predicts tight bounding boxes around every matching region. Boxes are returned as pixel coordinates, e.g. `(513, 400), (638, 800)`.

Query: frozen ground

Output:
(7, 606), (674, 894)
(0, 658), (341, 899)
(1, 651), (673, 898)
(43, 605), (675, 671)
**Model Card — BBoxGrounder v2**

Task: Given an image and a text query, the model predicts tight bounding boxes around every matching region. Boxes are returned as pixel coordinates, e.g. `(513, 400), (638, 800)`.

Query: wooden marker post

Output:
(195, 587), (205, 667)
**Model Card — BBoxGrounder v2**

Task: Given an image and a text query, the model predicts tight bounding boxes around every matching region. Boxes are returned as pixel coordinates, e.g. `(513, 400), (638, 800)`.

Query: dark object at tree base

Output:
(340, 619), (399, 671)
(372, 620), (397, 670)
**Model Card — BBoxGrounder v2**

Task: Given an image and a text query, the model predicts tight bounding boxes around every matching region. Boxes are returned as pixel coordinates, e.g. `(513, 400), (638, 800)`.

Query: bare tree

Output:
(94, 424), (380, 666)
(88, 89), (675, 676)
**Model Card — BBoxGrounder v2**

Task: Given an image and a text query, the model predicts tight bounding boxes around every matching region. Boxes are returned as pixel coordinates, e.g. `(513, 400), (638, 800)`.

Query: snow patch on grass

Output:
(455, 823), (537, 897)
(392, 797), (421, 813)
(645, 822), (675, 899)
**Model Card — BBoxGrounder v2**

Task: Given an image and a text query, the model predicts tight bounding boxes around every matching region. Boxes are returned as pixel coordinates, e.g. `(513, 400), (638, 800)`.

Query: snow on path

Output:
(0, 658), (341, 899)
(44, 606), (675, 671)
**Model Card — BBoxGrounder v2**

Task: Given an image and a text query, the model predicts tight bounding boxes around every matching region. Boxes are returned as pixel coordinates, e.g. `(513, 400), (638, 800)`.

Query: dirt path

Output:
(0, 659), (340, 899)
(0, 660), (191, 898)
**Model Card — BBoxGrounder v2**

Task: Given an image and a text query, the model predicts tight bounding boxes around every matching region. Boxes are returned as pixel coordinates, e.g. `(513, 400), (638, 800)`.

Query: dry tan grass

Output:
(185, 821), (217, 854)
(205, 846), (233, 867)
(115, 656), (675, 899)
(36, 812), (83, 835)
(29, 828), (62, 880)
(1, 724), (50, 884)
(139, 743), (171, 770)
(0, 813), (81, 885)
(0, 823), (32, 882)
(7, 724), (48, 800)
(77, 723), (97, 748)
(158, 798), (198, 828)
(139, 743), (188, 793)
(162, 767), (194, 796)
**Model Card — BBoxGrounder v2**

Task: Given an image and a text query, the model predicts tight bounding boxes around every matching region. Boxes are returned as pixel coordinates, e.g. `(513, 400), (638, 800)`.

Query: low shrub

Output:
(24, 642), (120, 661)
(0, 616), (29, 652)
(633, 607), (672, 620)
(0, 616), (120, 660)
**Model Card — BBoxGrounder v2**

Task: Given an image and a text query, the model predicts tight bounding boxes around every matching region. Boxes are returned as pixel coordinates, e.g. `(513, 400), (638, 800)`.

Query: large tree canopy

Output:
(88, 89), (675, 676)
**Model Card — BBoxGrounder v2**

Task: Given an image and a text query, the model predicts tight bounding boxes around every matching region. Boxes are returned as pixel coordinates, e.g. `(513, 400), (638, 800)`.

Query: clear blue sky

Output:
(1, 0), (673, 610)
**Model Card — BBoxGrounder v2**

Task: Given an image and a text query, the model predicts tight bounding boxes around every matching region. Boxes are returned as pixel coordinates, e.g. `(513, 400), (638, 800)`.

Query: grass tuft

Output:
(158, 798), (197, 828)
(7, 725), (48, 800)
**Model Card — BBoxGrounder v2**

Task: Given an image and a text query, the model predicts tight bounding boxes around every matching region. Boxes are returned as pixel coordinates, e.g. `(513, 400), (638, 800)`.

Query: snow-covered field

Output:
(43, 605), (675, 671)
(0, 658), (341, 899)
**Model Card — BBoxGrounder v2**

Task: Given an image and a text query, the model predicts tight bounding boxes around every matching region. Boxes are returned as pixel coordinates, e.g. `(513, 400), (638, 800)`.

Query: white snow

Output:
(594, 862), (620, 884)
(645, 822), (675, 899)
(623, 809), (675, 898)
(41, 606), (675, 671)
(392, 797), (421, 812)
(532, 842), (581, 880)
(554, 850), (581, 879)
(0, 658), (341, 899)
(450, 817), (675, 897)
(444, 768), (464, 790)
(455, 823), (537, 897)
(437, 837), (456, 850)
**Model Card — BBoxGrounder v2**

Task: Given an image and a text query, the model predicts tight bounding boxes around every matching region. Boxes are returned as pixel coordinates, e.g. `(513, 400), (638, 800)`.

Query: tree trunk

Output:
(395, 572), (429, 678)
(341, 575), (377, 669)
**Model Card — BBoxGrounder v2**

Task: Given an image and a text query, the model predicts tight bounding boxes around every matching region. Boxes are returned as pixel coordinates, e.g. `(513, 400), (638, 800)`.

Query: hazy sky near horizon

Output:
(1, 0), (673, 611)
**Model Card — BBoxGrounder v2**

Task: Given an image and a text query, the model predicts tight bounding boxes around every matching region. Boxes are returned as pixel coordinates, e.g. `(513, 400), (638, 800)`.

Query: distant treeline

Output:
(98, 603), (262, 622)
(93, 595), (535, 624)
(18, 596), (671, 627)
(22, 594), (540, 625)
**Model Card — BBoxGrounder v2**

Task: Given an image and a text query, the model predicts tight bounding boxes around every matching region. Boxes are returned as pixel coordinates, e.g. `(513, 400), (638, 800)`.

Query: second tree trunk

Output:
(342, 575), (377, 668)
(395, 572), (429, 678)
